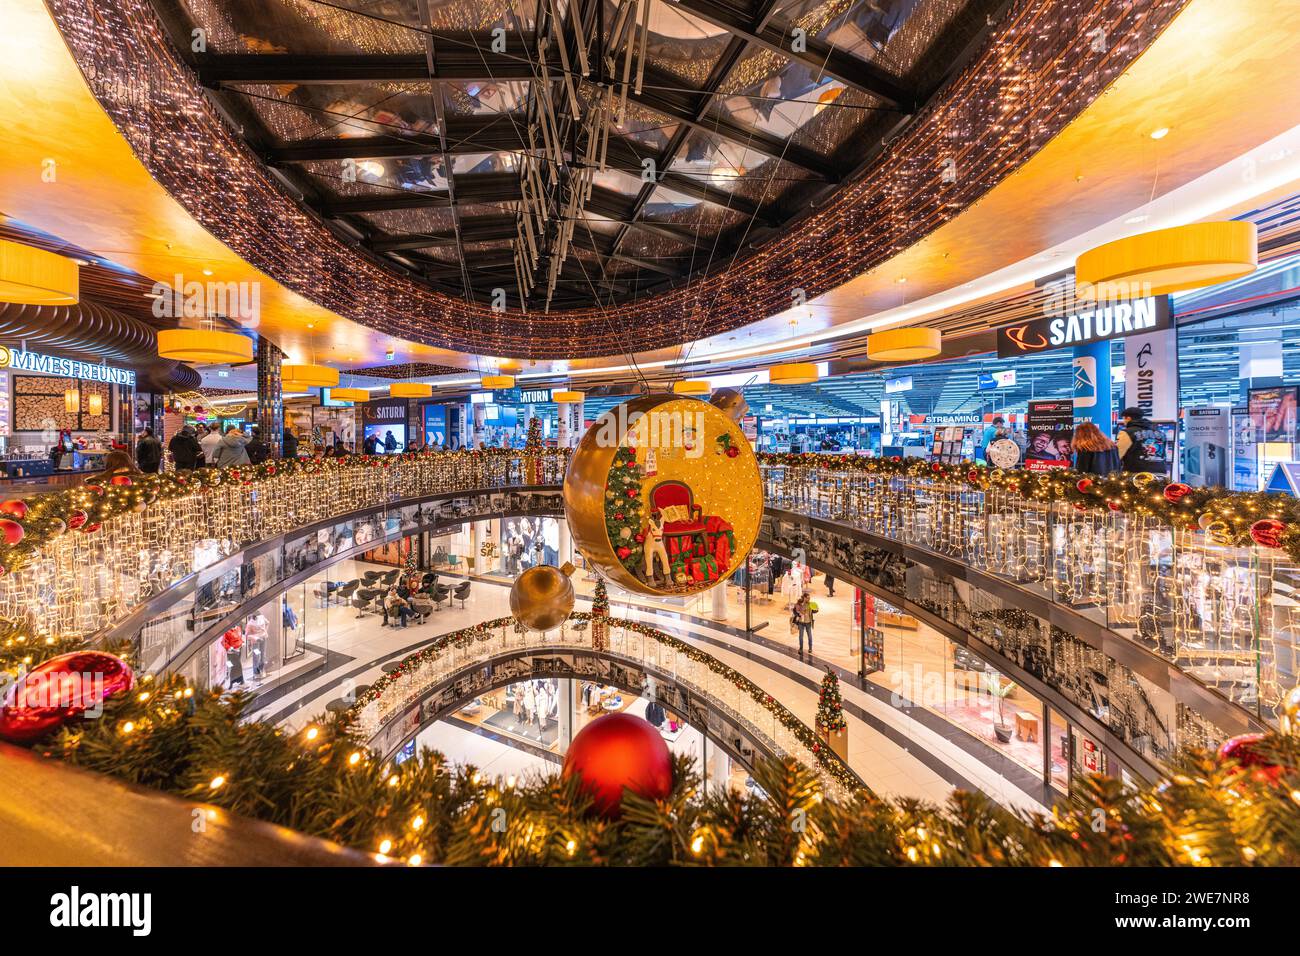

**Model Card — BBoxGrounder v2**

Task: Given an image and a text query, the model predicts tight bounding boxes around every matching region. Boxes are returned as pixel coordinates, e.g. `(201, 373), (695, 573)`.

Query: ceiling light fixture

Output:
(390, 382), (433, 398)
(866, 327), (943, 362)
(157, 328), (253, 364)
(480, 374), (515, 389)
(280, 363), (340, 389)
(1149, 127), (1170, 140)
(768, 363), (820, 385)
(0, 238), (79, 305)
(671, 380), (710, 395)
(1075, 221), (1258, 298)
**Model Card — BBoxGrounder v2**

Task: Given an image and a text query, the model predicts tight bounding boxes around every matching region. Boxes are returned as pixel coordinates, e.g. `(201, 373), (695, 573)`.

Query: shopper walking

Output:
(134, 428), (162, 474)
(979, 416), (1005, 463)
(823, 572), (836, 597)
(212, 427), (251, 467)
(792, 592), (817, 657)
(1072, 422), (1121, 476)
(1117, 406), (1166, 474)
(282, 427), (299, 459)
(168, 424), (201, 471)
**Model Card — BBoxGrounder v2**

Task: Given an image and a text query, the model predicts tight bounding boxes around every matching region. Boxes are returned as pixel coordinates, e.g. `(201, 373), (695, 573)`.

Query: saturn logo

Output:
(0, 346), (10, 369)
(1004, 324), (1048, 352)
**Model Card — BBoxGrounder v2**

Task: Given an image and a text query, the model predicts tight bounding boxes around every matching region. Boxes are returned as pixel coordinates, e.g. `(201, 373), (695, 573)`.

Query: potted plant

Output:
(982, 670), (1016, 744)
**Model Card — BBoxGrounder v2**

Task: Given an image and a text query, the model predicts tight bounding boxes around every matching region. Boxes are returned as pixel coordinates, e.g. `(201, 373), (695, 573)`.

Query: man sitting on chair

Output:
(643, 510), (671, 585)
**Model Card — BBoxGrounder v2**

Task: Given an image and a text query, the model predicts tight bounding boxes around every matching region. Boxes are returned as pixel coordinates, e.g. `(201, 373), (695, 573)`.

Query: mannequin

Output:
(244, 612), (269, 682)
(643, 510), (671, 584)
(221, 626), (244, 689)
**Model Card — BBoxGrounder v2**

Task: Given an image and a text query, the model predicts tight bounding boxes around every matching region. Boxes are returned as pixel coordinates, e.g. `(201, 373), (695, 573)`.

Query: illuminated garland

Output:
(346, 612), (863, 794)
(0, 448), (569, 577)
(8, 613), (1300, 866)
(759, 453), (1300, 562)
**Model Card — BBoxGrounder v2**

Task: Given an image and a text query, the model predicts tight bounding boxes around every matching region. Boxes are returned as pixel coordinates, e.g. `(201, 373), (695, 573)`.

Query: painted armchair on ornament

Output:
(647, 480), (735, 585)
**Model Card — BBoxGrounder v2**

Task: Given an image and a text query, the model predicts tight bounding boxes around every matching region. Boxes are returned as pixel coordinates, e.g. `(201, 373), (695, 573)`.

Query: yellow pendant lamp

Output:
(671, 380), (710, 395)
(481, 374), (515, 389)
(88, 392), (103, 416)
(0, 238), (79, 305)
(553, 390), (585, 403)
(1075, 221), (1258, 298)
(64, 388), (79, 414)
(330, 386), (370, 403)
(390, 382), (433, 398)
(281, 363), (340, 389)
(157, 328), (253, 364)
(768, 363), (819, 385)
(866, 327), (942, 362)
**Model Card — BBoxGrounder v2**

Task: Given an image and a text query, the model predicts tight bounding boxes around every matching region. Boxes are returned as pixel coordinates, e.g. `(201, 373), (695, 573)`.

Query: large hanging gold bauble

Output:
(709, 387), (748, 423)
(563, 394), (763, 597)
(510, 562), (576, 631)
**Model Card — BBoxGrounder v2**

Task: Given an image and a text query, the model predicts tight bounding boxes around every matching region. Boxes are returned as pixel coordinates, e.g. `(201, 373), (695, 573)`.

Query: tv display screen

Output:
(1249, 386), (1298, 443)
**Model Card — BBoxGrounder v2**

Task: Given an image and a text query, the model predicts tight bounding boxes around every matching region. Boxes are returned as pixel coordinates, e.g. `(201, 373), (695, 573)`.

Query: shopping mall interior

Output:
(0, 0), (1298, 905)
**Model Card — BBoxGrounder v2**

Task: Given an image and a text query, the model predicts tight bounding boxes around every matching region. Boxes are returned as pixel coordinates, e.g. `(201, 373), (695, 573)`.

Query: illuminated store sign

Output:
(884, 376), (913, 394)
(0, 346), (136, 386)
(996, 296), (1171, 358)
(978, 370), (1016, 389)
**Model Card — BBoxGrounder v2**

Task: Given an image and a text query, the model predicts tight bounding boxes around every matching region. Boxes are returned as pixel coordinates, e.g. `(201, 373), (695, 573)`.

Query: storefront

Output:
(0, 344), (137, 480)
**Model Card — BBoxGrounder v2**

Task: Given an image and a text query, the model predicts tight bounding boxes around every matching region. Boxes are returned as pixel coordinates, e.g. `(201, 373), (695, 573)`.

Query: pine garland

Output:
(759, 452), (1300, 562)
(6, 616), (1300, 866)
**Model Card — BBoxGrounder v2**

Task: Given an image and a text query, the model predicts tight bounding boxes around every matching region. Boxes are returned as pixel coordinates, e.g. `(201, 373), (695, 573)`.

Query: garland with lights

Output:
(759, 453), (1300, 562)
(0, 447), (568, 577)
(5, 612), (1300, 866)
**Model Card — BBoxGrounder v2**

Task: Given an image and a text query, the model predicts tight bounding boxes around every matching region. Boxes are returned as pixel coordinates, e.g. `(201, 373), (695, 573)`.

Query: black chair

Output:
(453, 581), (471, 609)
(380, 569), (401, 587)
(431, 584), (451, 610)
(420, 571), (437, 589)
(353, 588), (381, 617)
(361, 570), (383, 586)
(336, 581), (360, 605)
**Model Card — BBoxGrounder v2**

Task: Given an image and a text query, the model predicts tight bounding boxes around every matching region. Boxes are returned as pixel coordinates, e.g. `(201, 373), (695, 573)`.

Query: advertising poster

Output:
(1232, 406), (1259, 491)
(1183, 407), (1230, 488)
(1025, 400), (1074, 471)
(1248, 386), (1298, 443)
(1124, 327), (1179, 422)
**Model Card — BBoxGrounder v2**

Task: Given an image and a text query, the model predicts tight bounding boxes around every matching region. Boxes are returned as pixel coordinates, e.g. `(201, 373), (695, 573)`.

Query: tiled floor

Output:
(248, 562), (1048, 814)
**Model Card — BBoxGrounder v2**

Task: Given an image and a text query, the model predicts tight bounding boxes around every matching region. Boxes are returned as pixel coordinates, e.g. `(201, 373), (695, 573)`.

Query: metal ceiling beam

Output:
(320, 172), (521, 215)
(370, 215), (520, 252)
(669, 0), (914, 108)
(195, 50), (557, 85)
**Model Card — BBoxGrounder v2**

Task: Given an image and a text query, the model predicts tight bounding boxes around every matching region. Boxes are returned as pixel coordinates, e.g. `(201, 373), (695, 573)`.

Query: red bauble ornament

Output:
(68, 510), (88, 530)
(1076, 479), (1093, 493)
(635, 533), (645, 543)
(1107, 501), (1122, 512)
(0, 650), (134, 743)
(109, 475), (132, 486)
(562, 713), (673, 817)
(931, 463), (943, 473)
(0, 499), (28, 519)
(614, 512), (625, 521)
(967, 470), (980, 484)
(1162, 482), (1191, 503)
(0, 519), (23, 546)
(81, 522), (102, 534)
(616, 546), (632, 559)
(625, 488), (637, 498)
(1249, 519), (1287, 549)
(725, 446), (739, 458)
(1217, 733), (1288, 785)
(84, 484), (105, 497)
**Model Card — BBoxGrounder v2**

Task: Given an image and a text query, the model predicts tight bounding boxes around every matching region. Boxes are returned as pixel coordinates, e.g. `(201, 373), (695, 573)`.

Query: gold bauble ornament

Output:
(709, 387), (748, 423)
(564, 394), (763, 597)
(510, 562), (576, 631)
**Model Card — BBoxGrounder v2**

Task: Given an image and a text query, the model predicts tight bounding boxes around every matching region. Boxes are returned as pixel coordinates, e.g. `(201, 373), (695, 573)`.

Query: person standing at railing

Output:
(1117, 407), (1165, 474)
(1072, 422), (1121, 475)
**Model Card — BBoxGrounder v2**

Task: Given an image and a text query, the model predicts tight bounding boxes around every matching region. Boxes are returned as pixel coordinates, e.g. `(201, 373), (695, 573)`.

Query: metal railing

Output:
(351, 613), (862, 802)
(0, 450), (569, 644)
(762, 463), (1296, 725)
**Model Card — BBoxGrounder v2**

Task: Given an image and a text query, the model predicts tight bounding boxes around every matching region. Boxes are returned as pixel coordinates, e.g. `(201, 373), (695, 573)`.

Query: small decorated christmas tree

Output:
(604, 445), (645, 578)
(816, 669), (846, 734)
(403, 538), (420, 586)
(523, 417), (544, 484)
(591, 577), (609, 651)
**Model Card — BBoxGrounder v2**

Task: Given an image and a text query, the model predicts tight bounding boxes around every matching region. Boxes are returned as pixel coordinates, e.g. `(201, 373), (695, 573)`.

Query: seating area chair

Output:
(409, 596), (434, 623)
(380, 569), (400, 588)
(336, 581), (359, 605)
(649, 480), (707, 560)
(431, 583), (451, 610)
(361, 570), (383, 586)
(453, 581), (471, 609)
(353, 588), (382, 617)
